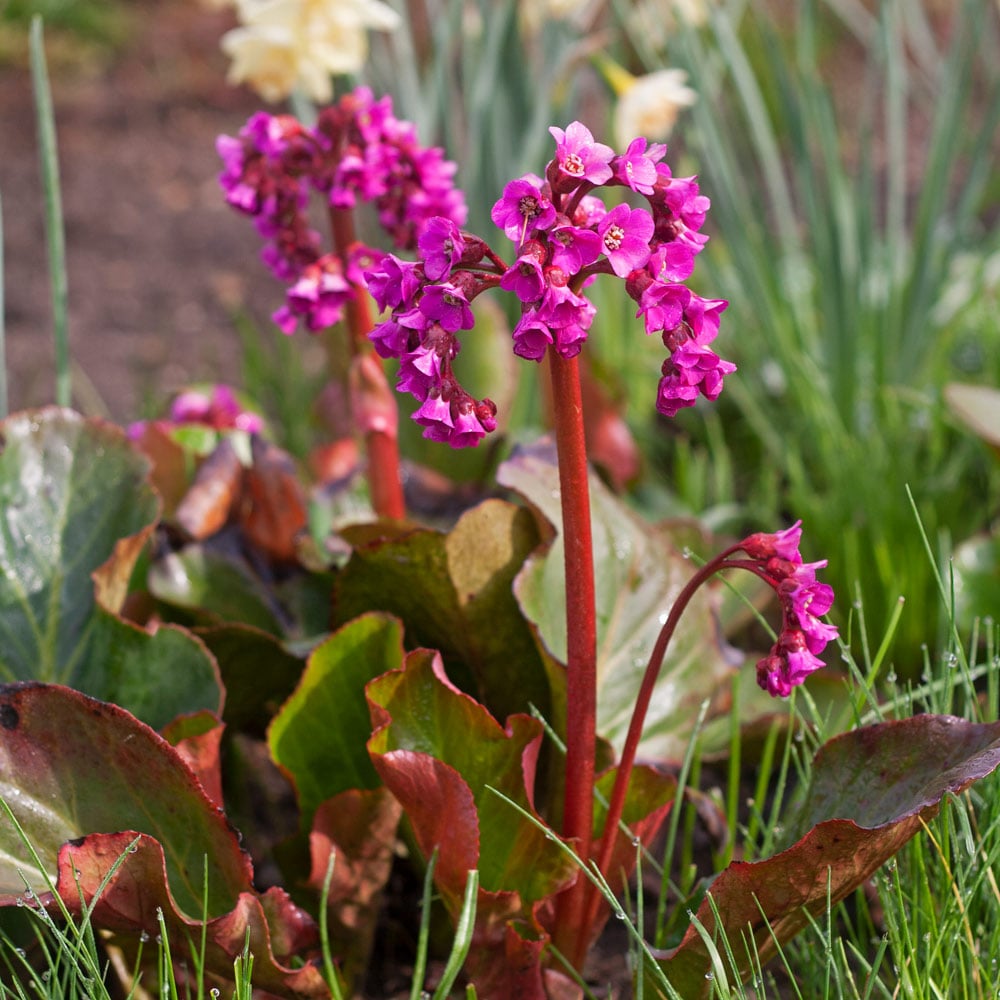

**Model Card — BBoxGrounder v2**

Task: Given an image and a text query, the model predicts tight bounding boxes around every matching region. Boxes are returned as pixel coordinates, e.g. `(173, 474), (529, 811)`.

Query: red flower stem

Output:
(582, 549), (747, 933)
(547, 352), (599, 968)
(329, 205), (406, 520)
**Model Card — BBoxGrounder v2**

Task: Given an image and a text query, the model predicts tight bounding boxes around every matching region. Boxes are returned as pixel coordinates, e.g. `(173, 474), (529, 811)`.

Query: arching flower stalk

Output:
(586, 519), (837, 937)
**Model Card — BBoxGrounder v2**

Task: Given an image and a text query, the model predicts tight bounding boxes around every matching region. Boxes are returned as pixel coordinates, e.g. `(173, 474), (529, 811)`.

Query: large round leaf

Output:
(334, 499), (551, 723)
(0, 408), (220, 724)
(0, 682), (249, 916)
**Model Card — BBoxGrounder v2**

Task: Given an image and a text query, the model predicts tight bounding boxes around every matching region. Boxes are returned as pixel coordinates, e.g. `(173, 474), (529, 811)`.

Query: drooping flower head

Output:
(732, 521), (839, 697)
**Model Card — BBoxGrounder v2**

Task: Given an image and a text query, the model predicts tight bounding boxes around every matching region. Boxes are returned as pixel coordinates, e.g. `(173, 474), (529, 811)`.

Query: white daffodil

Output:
(595, 55), (698, 150)
(221, 0), (400, 103)
(614, 68), (698, 149)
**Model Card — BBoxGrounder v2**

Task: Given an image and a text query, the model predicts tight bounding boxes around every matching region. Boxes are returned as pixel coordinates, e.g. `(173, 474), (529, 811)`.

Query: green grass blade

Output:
(0, 189), (7, 418)
(431, 869), (479, 1000)
(28, 16), (71, 408)
(409, 848), (437, 1000)
(318, 851), (346, 1000)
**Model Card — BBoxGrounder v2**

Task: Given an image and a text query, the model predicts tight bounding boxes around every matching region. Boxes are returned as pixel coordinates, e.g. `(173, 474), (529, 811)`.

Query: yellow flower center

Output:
(603, 225), (625, 252)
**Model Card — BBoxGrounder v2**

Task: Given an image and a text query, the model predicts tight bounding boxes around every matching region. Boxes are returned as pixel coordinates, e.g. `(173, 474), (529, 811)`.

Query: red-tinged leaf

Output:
(366, 649), (578, 985)
(594, 764), (676, 894)
(656, 714), (1000, 996)
(308, 788), (402, 983)
(309, 437), (360, 487)
(128, 421), (191, 517)
(92, 517), (156, 614)
(56, 833), (327, 999)
(373, 750), (480, 900)
(239, 435), (309, 563)
(497, 439), (743, 764)
(175, 436), (243, 540)
(269, 614), (406, 827)
(161, 710), (225, 809)
(0, 683), (250, 914)
(466, 922), (550, 1000)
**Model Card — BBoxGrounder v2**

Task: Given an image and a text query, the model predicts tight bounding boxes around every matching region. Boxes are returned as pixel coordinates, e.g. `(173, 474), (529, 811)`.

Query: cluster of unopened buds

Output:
(128, 383), (264, 439)
(366, 120), (735, 447)
(733, 520), (839, 696)
(217, 87), (466, 336)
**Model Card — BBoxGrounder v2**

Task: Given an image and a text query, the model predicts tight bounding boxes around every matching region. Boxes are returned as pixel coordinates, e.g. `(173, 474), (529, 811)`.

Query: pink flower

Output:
(613, 137), (664, 195)
(548, 121), (615, 186)
(741, 520), (804, 562)
(500, 245), (547, 303)
(637, 281), (690, 335)
(512, 313), (555, 361)
(418, 217), (465, 281)
(365, 254), (422, 312)
(598, 204), (654, 277)
(418, 283), (475, 332)
(491, 176), (556, 244)
(756, 633), (826, 698)
(736, 522), (838, 697)
(169, 385), (263, 434)
(656, 339), (736, 416)
(549, 225), (602, 276)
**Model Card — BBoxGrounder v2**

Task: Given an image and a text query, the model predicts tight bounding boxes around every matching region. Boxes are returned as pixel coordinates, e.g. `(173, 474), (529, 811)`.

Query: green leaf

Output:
(657, 714), (1000, 996)
(199, 623), (306, 733)
(0, 409), (221, 725)
(334, 499), (551, 723)
(268, 613), (406, 827)
(0, 409), (157, 683)
(497, 439), (739, 762)
(149, 541), (289, 636)
(76, 608), (222, 732)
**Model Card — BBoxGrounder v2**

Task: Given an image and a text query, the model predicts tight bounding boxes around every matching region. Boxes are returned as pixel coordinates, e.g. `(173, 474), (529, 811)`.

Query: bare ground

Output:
(0, 0), (281, 422)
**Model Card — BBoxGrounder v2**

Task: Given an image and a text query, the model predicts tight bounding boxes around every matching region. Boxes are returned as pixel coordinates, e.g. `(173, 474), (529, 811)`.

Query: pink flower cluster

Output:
(128, 384), (264, 439)
(738, 521), (839, 697)
(365, 120), (734, 448)
(217, 87), (467, 336)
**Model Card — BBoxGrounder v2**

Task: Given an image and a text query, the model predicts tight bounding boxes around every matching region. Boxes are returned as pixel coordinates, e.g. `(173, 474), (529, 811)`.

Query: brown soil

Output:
(0, 0), (280, 422)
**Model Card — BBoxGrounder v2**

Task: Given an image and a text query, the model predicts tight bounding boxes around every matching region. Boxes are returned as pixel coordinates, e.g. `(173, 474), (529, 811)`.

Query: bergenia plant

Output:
(220, 95), (838, 966)
(11, 79), (1000, 1000)
(363, 117), (833, 961)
